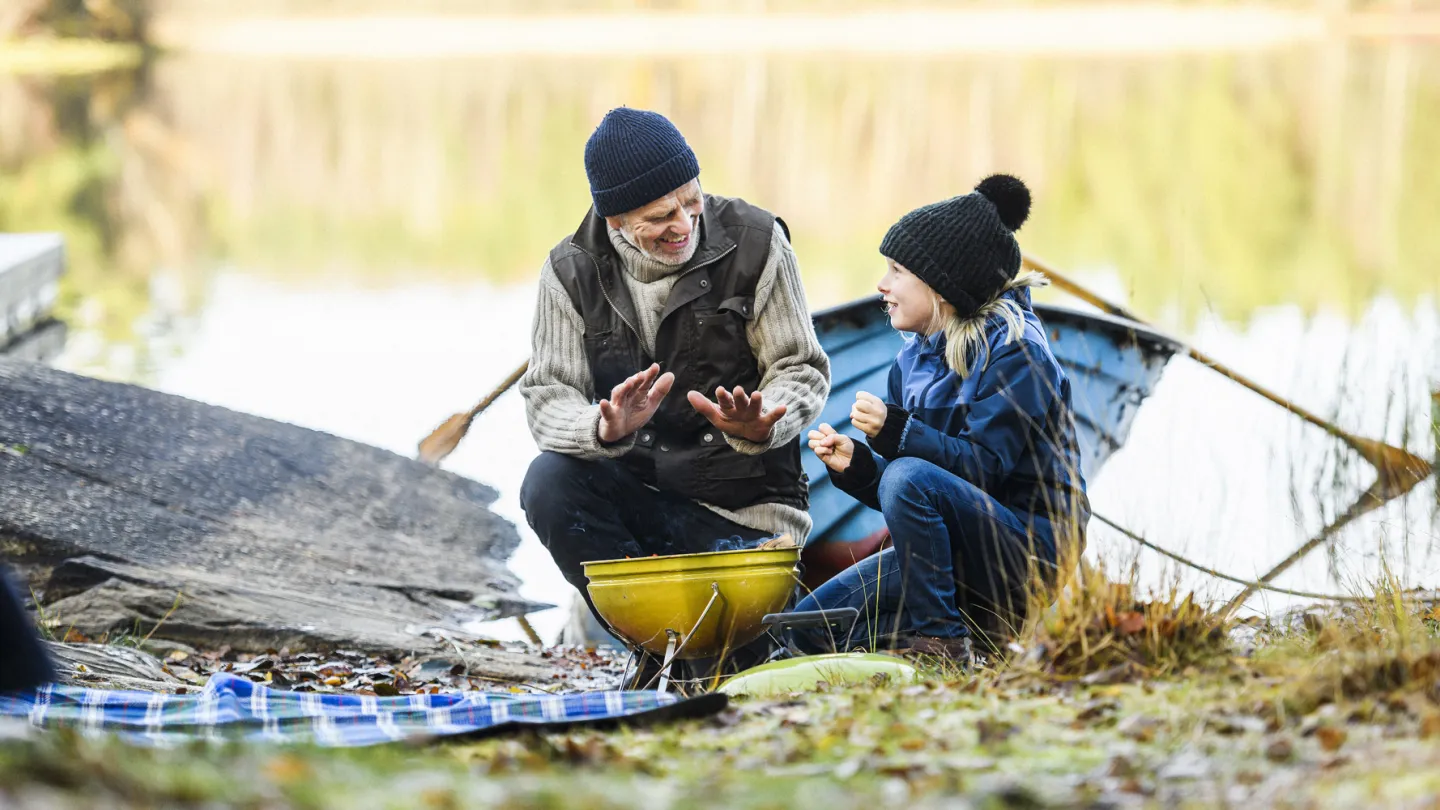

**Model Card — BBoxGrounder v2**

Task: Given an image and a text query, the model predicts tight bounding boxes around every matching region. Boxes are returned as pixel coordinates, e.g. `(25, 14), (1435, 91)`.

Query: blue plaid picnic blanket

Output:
(0, 673), (725, 747)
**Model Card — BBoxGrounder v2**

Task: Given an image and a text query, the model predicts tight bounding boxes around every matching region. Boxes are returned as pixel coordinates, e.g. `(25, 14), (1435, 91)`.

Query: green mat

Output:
(717, 653), (920, 698)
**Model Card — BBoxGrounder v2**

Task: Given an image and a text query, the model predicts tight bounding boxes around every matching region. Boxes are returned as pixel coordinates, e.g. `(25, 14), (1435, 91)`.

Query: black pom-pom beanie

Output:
(878, 174), (1033, 318)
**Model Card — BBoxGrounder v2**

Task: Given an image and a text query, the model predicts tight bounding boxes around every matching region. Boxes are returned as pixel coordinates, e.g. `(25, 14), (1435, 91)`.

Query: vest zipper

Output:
(678, 243), (737, 277)
(595, 263), (641, 343)
(573, 244), (642, 346)
(587, 241), (739, 345)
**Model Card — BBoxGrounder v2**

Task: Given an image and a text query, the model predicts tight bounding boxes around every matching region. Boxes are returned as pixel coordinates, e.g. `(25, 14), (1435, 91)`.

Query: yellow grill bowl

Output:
(583, 547), (801, 660)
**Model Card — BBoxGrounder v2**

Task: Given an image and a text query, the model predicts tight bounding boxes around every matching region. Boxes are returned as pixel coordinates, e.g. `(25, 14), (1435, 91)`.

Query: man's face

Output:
(608, 179), (704, 266)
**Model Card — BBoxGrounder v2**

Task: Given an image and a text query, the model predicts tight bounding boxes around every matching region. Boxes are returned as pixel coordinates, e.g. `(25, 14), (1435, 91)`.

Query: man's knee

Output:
(520, 452), (594, 521)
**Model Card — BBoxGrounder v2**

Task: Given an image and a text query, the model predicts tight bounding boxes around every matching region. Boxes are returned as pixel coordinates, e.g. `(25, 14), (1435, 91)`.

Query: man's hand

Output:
(850, 391), (888, 438)
(598, 364), (675, 444)
(807, 424), (855, 473)
(686, 385), (787, 444)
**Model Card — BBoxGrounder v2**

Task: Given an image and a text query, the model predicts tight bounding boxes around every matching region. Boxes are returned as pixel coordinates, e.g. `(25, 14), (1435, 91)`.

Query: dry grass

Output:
(1271, 570), (1440, 716)
(1016, 560), (1232, 680)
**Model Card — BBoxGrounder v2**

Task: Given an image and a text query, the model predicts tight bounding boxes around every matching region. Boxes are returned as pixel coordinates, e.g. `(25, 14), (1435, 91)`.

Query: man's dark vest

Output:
(548, 194), (808, 512)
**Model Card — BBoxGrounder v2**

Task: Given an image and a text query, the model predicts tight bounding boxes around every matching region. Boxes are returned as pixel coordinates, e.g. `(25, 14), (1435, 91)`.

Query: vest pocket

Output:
(692, 301), (753, 377)
(583, 325), (637, 396)
(717, 296), (756, 320)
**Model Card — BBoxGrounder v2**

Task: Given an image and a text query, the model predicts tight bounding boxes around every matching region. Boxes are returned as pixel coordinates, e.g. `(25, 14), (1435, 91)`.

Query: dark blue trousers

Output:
(519, 451), (771, 619)
(792, 457), (1055, 654)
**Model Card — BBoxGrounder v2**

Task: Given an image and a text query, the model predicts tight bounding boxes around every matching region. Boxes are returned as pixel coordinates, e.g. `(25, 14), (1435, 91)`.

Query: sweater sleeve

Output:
(724, 221), (833, 455)
(894, 342), (1058, 490)
(518, 258), (635, 459)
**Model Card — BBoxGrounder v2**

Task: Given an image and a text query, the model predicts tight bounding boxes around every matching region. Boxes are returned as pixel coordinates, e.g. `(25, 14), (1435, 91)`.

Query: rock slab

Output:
(1, 360), (549, 667)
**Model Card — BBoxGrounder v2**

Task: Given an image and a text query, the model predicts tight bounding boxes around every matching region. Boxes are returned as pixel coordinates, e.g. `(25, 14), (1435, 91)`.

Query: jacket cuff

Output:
(868, 405), (912, 459)
(832, 440), (878, 490)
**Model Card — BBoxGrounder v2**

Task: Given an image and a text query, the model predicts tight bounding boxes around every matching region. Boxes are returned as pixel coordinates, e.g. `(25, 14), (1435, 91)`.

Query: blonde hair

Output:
(925, 270), (1049, 379)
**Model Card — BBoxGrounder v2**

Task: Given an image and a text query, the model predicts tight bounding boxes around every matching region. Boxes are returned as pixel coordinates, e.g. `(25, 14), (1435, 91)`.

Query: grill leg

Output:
(657, 631), (679, 692)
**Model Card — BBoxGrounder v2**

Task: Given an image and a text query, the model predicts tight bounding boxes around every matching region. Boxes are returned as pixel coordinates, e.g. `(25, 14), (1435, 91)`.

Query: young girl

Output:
(797, 174), (1089, 662)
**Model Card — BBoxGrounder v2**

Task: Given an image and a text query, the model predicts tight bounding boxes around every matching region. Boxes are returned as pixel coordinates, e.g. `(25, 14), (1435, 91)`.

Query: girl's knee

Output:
(877, 457), (937, 511)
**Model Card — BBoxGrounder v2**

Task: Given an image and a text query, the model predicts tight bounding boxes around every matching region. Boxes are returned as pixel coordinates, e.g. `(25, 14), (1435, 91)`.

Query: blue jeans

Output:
(791, 457), (1053, 653)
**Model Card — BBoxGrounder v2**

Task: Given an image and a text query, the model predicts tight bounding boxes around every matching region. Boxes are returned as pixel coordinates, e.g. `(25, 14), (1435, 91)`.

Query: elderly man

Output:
(519, 108), (830, 636)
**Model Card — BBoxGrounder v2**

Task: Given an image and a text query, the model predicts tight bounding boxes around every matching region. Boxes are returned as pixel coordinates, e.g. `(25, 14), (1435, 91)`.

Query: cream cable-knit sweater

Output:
(520, 220), (831, 543)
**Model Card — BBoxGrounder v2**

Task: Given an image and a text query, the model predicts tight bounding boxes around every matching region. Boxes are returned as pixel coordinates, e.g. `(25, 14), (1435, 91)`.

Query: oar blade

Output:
(416, 411), (472, 467)
(1350, 437), (1433, 499)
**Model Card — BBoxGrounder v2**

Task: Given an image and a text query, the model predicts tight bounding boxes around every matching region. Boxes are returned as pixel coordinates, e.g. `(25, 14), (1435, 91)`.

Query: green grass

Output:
(6, 608), (1440, 808)
(7, 556), (1439, 808)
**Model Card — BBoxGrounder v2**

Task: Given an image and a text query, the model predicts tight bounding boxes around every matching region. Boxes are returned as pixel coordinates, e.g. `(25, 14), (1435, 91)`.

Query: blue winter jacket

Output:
(832, 285), (1090, 562)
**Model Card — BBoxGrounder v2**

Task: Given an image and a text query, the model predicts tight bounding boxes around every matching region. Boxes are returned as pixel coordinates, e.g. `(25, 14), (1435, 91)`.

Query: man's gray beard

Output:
(621, 222), (698, 267)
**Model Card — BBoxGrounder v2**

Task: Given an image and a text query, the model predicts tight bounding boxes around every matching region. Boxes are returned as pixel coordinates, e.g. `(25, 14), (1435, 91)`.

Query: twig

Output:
(139, 590), (185, 647)
(515, 615), (544, 647)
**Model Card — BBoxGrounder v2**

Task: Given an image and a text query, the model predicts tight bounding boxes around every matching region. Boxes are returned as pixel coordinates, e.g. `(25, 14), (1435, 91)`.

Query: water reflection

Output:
(1, 43), (1436, 640)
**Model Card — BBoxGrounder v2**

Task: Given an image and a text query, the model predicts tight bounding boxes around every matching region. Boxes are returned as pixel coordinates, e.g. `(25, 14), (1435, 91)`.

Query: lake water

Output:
(4, 30), (1437, 642)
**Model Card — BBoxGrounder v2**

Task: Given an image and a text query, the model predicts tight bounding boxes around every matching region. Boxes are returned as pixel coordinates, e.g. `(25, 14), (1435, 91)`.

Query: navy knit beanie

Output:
(584, 108), (701, 218)
(879, 174), (1032, 319)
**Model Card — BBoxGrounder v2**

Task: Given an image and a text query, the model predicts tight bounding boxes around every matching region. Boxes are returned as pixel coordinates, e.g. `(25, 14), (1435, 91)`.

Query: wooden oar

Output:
(1022, 254), (1433, 494)
(417, 361), (529, 467)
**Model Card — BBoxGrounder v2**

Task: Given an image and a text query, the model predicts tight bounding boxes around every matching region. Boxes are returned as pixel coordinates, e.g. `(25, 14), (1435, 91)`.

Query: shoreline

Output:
(143, 7), (1440, 60)
(0, 38), (144, 75)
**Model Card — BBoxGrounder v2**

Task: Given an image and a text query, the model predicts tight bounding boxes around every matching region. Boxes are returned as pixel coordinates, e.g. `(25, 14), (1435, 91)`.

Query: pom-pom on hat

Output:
(878, 174), (1033, 319)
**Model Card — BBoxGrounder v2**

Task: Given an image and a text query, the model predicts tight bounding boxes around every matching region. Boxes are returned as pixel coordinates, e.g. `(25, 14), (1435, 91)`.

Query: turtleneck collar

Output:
(607, 226), (687, 283)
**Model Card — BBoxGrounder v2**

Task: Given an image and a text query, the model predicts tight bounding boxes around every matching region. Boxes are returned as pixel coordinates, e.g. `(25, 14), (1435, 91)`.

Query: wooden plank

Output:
(0, 233), (64, 347)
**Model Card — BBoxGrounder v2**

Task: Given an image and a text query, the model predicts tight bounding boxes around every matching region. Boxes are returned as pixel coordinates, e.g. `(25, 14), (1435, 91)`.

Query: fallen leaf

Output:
(1264, 736), (1294, 763)
(976, 718), (1017, 747)
(1117, 714), (1161, 743)
(1417, 713), (1440, 739)
(1115, 611), (1146, 635)
(1106, 755), (1137, 778)
(1316, 726), (1347, 752)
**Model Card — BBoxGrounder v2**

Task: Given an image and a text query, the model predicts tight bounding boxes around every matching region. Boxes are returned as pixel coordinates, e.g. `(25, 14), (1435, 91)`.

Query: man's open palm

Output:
(687, 385), (786, 444)
(598, 364), (674, 444)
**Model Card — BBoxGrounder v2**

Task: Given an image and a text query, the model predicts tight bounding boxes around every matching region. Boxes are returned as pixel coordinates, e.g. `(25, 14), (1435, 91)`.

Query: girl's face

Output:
(878, 259), (940, 334)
